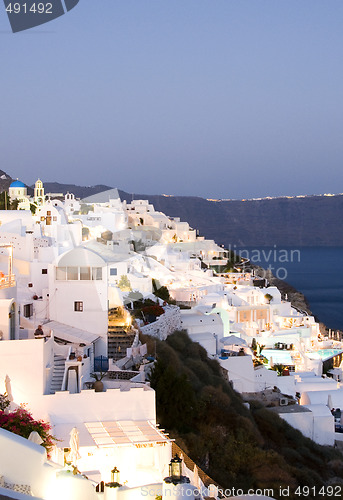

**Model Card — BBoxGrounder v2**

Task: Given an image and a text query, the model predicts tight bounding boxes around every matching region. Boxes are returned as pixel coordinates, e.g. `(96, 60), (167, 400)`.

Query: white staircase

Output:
(50, 355), (66, 394)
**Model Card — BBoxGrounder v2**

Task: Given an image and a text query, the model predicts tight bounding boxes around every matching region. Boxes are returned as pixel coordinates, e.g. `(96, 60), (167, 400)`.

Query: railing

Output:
(0, 274), (15, 288)
(94, 355), (109, 372)
(172, 442), (224, 498)
(107, 370), (140, 380)
(61, 346), (72, 391)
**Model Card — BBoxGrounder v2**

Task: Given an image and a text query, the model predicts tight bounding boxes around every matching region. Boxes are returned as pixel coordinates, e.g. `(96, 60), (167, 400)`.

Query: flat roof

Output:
(270, 405), (312, 414)
(45, 320), (99, 345)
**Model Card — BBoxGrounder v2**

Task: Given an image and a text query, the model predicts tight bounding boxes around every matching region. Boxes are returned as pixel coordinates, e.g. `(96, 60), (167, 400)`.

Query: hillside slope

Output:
(146, 330), (343, 499)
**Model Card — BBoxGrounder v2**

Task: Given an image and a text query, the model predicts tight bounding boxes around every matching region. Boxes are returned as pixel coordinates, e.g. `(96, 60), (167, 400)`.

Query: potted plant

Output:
(264, 293), (273, 304)
(90, 371), (106, 392)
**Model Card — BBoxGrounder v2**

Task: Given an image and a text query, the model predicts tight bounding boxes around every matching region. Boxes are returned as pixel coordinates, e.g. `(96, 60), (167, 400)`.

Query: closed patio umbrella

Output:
(28, 431), (43, 445)
(69, 427), (81, 465)
(5, 374), (13, 402)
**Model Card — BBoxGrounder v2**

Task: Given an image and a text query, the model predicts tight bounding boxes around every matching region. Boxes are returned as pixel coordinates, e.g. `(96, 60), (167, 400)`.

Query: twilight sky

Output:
(1, 0), (343, 199)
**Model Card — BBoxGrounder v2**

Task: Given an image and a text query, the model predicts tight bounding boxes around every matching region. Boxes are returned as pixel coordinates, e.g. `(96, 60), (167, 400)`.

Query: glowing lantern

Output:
(111, 467), (120, 483)
(169, 454), (182, 483)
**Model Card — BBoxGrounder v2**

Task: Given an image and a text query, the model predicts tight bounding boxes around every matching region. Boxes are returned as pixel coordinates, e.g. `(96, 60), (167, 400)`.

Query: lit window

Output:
(56, 267), (67, 280)
(80, 267), (91, 280)
(67, 267), (78, 280)
(92, 267), (102, 280)
(74, 301), (83, 312)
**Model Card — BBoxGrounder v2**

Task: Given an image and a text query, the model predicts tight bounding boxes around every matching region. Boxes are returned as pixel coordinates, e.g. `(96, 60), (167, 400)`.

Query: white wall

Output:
(49, 277), (108, 336)
(278, 405), (335, 446)
(187, 332), (217, 356)
(219, 355), (256, 393)
(301, 388), (343, 407)
(0, 428), (98, 500)
(254, 366), (278, 391)
(41, 386), (156, 425)
(180, 310), (224, 338)
(0, 428), (56, 499)
(0, 232), (33, 261)
(30, 261), (50, 296)
(296, 378), (338, 395)
(0, 338), (48, 404)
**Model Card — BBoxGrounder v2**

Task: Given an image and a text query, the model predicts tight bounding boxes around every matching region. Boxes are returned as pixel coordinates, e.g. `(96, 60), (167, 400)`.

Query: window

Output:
(56, 267), (67, 280)
(67, 267), (78, 280)
(42, 269), (48, 275)
(110, 268), (117, 276)
(92, 267), (102, 280)
(74, 301), (83, 312)
(56, 266), (102, 281)
(80, 267), (91, 280)
(23, 304), (33, 318)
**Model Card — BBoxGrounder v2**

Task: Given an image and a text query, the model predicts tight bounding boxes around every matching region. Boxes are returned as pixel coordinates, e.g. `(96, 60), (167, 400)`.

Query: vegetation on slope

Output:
(144, 330), (343, 499)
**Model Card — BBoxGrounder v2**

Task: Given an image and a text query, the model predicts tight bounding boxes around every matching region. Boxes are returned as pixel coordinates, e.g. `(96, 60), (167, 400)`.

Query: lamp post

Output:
(169, 454), (182, 483)
(164, 454), (190, 486)
(110, 467), (120, 484)
(104, 467), (121, 500)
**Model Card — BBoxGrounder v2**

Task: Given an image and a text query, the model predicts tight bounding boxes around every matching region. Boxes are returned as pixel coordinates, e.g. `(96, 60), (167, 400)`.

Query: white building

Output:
(8, 179), (30, 210)
(34, 178), (45, 206)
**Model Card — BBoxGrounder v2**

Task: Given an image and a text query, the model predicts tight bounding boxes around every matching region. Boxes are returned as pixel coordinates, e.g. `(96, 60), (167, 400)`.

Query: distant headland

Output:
(1, 170), (342, 247)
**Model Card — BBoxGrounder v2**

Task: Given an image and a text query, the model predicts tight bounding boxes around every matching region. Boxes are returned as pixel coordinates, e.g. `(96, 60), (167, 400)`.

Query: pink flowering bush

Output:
(0, 404), (56, 457)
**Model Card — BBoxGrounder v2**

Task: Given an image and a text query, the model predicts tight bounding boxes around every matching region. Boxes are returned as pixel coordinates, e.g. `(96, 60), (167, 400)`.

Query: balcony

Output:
(0, 274), (15, 289)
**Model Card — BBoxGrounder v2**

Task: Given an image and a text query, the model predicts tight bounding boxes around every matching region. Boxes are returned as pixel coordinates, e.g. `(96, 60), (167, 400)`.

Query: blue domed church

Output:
(8, 180), (31, 210)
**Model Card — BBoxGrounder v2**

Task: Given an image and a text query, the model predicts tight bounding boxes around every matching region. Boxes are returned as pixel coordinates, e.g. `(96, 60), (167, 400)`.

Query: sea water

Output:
(237, 246), (343, 331)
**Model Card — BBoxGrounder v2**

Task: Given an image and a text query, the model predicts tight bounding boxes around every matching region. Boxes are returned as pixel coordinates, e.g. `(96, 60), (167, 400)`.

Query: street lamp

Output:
(169, 454), (182, 482)
(111, 467), (120, 484)
(164, 454), (189, 486)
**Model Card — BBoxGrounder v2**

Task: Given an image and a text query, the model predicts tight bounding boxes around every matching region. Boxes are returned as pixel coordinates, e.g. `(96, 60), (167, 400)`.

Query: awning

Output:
(44, 320), (100, 345)
(53, 420), (170, 448)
